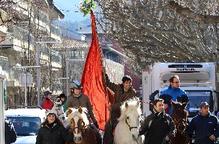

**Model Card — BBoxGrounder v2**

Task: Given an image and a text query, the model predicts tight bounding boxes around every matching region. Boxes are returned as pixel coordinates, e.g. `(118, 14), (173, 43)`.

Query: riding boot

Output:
(103, 120), (114, 144)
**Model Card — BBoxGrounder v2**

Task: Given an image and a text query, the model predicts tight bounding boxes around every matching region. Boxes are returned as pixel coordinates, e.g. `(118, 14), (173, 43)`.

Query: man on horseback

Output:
(160, 75), (189, 114)
(103, 74), (137, 144)
(139, 98), (175, 144)
(66, 80), (102, 144)
(67, 80), (98, 128)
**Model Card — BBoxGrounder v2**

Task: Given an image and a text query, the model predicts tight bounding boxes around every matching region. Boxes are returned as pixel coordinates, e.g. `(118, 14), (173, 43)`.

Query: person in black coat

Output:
(188, 102), (219, 144)
(139, 98), (175, 144)
(5, 120), (17, 144)
(36, 109), (74, 144)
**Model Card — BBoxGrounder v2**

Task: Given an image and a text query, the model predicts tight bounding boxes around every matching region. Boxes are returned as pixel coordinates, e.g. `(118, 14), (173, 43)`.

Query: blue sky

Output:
(53, 0), (89, 22)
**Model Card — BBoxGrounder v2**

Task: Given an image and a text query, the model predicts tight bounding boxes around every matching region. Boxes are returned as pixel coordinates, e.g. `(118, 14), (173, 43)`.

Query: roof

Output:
(5, 108), (46, 122)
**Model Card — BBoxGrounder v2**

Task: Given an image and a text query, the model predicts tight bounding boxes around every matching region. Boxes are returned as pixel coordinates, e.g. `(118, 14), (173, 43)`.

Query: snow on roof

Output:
(5, 108), (46, 121)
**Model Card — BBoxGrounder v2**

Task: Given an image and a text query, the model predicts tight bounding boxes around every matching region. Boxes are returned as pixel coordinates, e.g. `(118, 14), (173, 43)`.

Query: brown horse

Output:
(169, 102), (191, 144)
(65, 107), (98, 144)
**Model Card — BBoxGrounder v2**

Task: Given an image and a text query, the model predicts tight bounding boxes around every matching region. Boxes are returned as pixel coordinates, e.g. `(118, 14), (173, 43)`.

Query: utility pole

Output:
(35, 41), (61, 105)
(0, 75), (5, 144)
(15, 65), (40, 107)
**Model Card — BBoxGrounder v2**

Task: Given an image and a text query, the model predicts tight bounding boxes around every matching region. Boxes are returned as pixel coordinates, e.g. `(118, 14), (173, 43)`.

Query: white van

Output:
(142, 62), (217, 117)
(5, 108), (46, 144)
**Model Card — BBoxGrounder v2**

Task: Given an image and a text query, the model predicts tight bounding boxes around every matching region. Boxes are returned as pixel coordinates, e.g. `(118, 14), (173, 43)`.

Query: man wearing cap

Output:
(66, 80), (102, 144)
(188, 102), (219, 144)
(66, 80), (98, 128)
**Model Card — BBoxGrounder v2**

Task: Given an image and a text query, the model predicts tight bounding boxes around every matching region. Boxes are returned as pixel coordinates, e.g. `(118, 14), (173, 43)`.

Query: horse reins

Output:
(125, 118), (138, 131)
(125, 118), (140, 144)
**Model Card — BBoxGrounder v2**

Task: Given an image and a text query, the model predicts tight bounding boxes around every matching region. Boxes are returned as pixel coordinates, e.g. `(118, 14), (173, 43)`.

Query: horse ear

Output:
(66, 108), (72, 117)
(78, 107), (83, 113)
(125, 102), (129, 108)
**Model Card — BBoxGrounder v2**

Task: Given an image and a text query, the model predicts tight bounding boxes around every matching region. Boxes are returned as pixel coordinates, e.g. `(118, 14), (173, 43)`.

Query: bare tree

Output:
(96, 0), (219, 71)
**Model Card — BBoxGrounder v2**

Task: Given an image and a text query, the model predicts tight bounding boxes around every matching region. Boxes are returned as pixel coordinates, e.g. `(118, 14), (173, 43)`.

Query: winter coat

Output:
(188, 113), (219, 144)
(160, 86), (187, 101)
(105, 74), (137, 104)
(66, 93), (97, 124)
(105, 74), (137, 129)
(160, 86), (188, 114)
(5, 120), (17, 144)
(36, 122), (74, 144)
(41, 97), (54, 110)
(139, 111), (175, 144)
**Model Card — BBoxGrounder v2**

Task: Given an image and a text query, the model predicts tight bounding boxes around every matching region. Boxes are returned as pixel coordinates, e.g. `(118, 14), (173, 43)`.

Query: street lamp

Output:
(0, 74), (5, 144)
(35, 40), (62, 106)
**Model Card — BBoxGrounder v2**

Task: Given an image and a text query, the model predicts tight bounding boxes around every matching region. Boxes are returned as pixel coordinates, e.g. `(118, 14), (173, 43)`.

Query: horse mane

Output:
(172, 102), (188, 116)
(118, 98), (141, 121)
(66, 107), (90, 126)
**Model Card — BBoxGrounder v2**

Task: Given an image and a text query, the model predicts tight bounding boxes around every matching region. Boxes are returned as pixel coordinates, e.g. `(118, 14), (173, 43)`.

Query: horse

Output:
(65, 107), (99, 144)
(114, 98), (142, 144)
(169, 102), (191, 144)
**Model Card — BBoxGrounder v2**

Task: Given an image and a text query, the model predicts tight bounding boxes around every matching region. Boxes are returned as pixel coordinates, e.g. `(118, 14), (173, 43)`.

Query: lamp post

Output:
(35, 40), (61, 106)
(0, 74), (5, 144)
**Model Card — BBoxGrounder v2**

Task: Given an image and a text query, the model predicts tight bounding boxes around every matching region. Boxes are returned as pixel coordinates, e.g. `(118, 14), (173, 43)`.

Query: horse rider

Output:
(103, 74), (137, 144)
(160, 75), (189, 114)
(188, 102), (219, 144)
(139, 98), (175, 144)
(66, 80), (102, 144)
(40, 90), (54, 110)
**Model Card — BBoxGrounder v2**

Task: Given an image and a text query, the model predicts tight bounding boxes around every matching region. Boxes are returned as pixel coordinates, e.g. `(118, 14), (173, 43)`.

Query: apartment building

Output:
(0, 0), (64, 107)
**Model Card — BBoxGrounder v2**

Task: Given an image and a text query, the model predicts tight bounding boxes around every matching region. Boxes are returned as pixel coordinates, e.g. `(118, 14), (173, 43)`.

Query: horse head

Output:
(116, 98), (142, 142)
(66, 107), (89, 144)
(171, 101), (188, 134)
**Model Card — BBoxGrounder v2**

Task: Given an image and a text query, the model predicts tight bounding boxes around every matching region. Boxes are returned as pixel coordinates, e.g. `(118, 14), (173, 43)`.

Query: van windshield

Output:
(6, 117), (41, 136)
(186, 90), (212, 108)
(185, 90), (212, 117)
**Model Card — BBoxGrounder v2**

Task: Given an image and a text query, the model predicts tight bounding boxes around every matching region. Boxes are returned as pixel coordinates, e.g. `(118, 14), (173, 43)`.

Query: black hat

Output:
(44, 90), (52, 96)
(199, 102), (209, 108)
(122, 75), (132, 83)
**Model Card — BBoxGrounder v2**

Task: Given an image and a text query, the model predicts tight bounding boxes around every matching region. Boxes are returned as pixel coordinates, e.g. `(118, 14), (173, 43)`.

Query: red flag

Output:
(81, 10), (109, 130)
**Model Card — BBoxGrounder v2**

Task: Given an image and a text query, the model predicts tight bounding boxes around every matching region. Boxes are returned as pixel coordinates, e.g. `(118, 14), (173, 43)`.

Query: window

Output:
(7, 117), (41, 136)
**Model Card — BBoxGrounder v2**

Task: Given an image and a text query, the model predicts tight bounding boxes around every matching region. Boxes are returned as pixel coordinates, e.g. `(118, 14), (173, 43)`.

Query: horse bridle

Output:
(71, 119), (86, 133)
(125, 117), (138, 131)
(125, 117), (140, 144)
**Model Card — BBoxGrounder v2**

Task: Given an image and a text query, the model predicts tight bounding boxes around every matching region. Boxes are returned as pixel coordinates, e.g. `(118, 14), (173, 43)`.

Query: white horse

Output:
(114, 98), (142, 144)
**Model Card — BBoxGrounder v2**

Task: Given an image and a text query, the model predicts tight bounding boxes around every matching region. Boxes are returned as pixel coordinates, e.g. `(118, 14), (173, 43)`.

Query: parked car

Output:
(5, 108), (46, 144)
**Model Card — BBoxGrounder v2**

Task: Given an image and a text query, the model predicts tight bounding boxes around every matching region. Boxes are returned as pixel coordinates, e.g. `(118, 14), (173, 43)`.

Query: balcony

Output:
(12, 0), (29, 17)
(50, 24), (61, 41)
(51, 50), (62, 69)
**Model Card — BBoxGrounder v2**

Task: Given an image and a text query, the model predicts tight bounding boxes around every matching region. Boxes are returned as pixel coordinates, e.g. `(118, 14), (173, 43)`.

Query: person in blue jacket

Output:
(188, 102), (219, 144)
(160, 75), (188, 114)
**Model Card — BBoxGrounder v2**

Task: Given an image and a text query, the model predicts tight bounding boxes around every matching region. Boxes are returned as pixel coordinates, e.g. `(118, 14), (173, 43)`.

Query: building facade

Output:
(0, 0), (64, 107)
